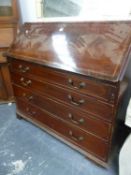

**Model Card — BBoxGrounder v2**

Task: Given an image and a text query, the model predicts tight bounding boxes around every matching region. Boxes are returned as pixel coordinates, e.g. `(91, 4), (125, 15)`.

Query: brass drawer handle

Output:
(68, 78), (86, 89)
(69, 130), (84, 142)
(68, 113), (84, 125)
(68, 94), (85, 106)
(22, 93), (34, 101)
(26, 107), (36, 115)
(20, 77), (32, 87)
(28, 95), (34, 100)
(18, 65), (30, 73)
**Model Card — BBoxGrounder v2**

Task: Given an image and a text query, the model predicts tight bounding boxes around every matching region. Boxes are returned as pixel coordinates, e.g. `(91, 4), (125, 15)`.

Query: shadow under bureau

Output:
(6, 21), (131, 166)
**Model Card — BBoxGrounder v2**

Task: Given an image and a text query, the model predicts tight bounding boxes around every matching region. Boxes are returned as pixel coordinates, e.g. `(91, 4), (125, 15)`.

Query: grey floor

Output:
(0, 103), (118, 175)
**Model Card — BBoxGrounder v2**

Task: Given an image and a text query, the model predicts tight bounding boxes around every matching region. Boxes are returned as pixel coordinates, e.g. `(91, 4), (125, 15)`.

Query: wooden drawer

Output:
(10, 59), (117, 103)
(13, 85), (112, 140)
(16, 99), (109, 161)
(11, 72), (114, 121)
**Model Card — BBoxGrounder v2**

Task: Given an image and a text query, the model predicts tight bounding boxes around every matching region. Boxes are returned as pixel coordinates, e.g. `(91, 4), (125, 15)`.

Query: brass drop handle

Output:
(20, 77), (32, 87)
(28, 95), (34, 101)
(68, 94), (85, 106)
(26, 107), (36, 115)
(68, 113), (84, 125)
(69, 130), (84, 142)
(22, 93), (34, 101)
(68, 78), (86, 89)
(18, 65), (30, 73)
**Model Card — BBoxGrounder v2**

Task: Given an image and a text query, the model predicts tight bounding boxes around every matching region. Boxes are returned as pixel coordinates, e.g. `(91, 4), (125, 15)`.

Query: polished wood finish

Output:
(0, 0), (19, 103)
(10, 59), (118, 103)
(11, 72), (114, 121)
(6, 21), (131, 166)
(13, 85), (111, 140)
(7, 22), (131, 82)
(16, 99), (109, 161)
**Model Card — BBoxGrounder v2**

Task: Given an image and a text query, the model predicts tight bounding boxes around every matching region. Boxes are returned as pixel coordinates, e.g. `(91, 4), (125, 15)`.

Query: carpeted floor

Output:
(0, 103), (118, 175)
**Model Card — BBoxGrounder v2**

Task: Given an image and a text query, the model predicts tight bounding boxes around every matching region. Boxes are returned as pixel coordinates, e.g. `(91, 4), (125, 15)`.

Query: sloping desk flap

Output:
(7, 21), (131, 82)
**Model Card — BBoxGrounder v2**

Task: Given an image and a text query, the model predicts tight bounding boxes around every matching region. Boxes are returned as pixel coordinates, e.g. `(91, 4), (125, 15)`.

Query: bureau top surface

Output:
(7, 21), (131, 82)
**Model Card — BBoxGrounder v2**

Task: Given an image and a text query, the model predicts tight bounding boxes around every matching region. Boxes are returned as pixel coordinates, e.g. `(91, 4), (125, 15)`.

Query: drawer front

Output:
(10, 59), (117, 103)
(11, 72), (114, 121)
(13, 85), (111, 140)
(17, 99), (109, 161)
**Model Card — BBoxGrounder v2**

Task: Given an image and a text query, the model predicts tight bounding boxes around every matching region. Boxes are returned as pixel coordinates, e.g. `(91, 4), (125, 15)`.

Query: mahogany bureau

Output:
(6, 22), (131, 166)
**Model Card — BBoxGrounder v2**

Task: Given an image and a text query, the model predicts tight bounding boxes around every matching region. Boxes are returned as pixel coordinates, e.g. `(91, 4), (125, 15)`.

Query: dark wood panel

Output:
(16, 98), (109, 161)
(0, 63), (14, 100)
(13, 84), (112, 140)
(0, 58), (14, 102)
(11, 72), (114, 121)
(10, 59), (118, 103)
(0, 69), (7, 99)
